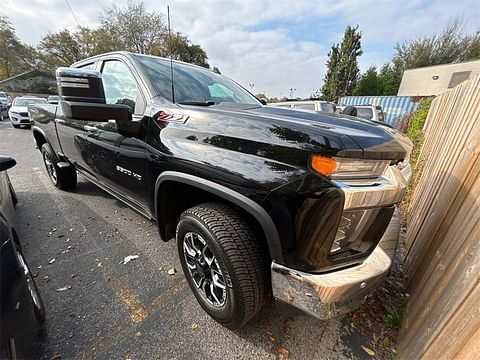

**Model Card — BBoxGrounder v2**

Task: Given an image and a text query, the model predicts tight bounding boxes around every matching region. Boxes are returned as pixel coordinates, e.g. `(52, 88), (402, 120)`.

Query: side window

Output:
(80, 63), (96, 70)
(101, 60), (145, 114)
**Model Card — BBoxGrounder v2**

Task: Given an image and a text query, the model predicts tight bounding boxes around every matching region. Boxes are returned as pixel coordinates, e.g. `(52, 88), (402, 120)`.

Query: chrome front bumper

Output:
(271, 209), (400, 320)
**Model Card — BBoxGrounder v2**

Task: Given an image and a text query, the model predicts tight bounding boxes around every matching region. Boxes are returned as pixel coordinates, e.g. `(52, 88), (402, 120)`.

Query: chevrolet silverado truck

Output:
(29, 51), (412, 329)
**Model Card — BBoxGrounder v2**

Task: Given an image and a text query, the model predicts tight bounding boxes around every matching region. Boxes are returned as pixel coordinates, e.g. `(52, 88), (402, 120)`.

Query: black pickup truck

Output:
(30, 51), (411, 329)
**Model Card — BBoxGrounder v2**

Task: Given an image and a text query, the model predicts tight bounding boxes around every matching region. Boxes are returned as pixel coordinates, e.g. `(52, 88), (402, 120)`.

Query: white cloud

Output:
(3, 0), (479, 97)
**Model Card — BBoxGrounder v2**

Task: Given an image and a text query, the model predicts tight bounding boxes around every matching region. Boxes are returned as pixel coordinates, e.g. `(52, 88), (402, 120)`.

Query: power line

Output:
(65, 0), (81, 28)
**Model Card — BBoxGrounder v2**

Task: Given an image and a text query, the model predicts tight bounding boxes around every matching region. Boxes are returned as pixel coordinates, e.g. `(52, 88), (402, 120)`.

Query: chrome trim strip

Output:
(333, 166), (407, 210)
(271, 209), (400, 320)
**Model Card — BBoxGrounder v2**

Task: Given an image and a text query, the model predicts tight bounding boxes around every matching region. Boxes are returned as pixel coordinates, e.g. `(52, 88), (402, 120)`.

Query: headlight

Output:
(310, 155), (390, 179)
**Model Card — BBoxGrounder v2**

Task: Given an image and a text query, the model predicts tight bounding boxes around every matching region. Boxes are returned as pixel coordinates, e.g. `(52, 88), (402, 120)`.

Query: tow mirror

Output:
(0, 156), (16, 171)
(56, 67), (131, 122)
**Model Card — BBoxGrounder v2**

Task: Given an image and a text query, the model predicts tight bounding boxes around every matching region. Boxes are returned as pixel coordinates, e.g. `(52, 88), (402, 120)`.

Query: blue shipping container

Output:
(339, 96), (420, 125)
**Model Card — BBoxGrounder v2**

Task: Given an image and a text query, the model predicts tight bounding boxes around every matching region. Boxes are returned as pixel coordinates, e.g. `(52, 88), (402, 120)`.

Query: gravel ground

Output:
(0, 120), (374, 360)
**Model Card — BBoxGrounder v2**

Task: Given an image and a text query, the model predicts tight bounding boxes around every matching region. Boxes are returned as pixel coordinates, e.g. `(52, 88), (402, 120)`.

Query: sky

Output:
(3, 0), (479, 98)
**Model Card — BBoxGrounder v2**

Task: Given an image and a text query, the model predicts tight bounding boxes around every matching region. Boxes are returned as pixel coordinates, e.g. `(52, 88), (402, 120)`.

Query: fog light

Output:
(330, 208), (381, 254)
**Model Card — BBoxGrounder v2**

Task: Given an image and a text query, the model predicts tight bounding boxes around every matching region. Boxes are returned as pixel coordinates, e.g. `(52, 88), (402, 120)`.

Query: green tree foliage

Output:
(101, 1), (166, 54)
(154, 32), (209, 68)
(353, 66), (380, 95)
(394, 18), (480, 70)
(321, 25), (363, 101)
(354, 62), (403, 96)
(0, 16), (38, 79)
(3, 1), (209, 78)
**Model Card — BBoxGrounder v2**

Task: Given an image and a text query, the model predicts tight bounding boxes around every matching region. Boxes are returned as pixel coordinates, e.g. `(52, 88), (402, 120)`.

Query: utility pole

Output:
(249, 83), (255, 93)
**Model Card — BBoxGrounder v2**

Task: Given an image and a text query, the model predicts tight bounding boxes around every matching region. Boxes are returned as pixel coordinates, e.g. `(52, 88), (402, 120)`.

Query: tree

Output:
(100, 0), (166, 54)
(38, 29), (83, 74)
(0, 16), (38, 79)
(155, 32), (209, 68)
(321, 25), (363, 101)
(378, 62), (403, 95)
(394, 18), (480, 70)
(353, 66), (380, 95)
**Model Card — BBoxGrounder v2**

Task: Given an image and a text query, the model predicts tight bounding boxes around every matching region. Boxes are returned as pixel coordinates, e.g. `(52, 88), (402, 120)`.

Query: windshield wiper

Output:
(177, 101), (216, 106)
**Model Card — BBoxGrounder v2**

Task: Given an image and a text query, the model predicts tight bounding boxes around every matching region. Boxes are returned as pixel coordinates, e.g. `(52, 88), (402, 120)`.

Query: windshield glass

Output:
(13, 98), (48, 106)
(356, 107), (374, 120)
(135, 55), (260, 106)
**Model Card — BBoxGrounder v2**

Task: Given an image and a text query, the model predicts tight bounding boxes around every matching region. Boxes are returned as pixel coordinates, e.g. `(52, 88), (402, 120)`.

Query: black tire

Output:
(177, 202), (270, 329)
(41, 143), (77, 190)
(12, 124), (20, 128)
(14, 244), (46, 323)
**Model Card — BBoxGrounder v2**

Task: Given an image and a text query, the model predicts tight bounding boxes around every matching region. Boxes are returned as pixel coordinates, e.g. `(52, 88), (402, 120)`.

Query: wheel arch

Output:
(154, 171), (283, 262)
(32, 126), (48, 149)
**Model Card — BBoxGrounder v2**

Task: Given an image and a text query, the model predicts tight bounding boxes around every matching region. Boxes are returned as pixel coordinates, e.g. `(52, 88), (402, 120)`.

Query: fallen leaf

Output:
(361, 345), (376, 356)
(191, 323), (198, 330)
(80, 229), (87, 236)
(135, 331), (142, 337)
(383, 336), (390, 347)
(49, 355), (62, 360)
(97, 262), (103, 268)
(167, 267), (176, 275)
(56, 285), (72, 292)
(265, 331), (276, 343)
(122, 255), (139, 265)
(278, 346), (289, 359)
(49, 258), (56, 264)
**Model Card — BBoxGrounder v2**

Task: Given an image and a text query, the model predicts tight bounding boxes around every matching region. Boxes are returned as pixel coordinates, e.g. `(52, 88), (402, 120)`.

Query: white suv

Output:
(270, 100), (337, 113)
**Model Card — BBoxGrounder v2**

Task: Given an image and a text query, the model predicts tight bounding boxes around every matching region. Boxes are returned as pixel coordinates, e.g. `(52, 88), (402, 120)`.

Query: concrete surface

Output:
(0, 120), (371, 360)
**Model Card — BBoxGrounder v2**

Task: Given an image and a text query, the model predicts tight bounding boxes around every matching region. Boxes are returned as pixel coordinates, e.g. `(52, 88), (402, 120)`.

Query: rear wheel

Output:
(41, 143), (76, 190)
(177, 202), (269, 329)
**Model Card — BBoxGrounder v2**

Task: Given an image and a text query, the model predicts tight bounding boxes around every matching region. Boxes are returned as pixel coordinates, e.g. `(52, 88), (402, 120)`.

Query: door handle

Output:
(84, 125), (98, 133)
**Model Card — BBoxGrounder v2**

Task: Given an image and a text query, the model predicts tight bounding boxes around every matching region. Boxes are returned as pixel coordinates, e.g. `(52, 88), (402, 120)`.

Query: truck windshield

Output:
(135, 55), (260, 106)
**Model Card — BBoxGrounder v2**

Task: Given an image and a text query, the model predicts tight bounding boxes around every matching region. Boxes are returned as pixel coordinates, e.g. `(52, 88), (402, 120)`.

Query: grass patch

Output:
(382, 305), (402, 328)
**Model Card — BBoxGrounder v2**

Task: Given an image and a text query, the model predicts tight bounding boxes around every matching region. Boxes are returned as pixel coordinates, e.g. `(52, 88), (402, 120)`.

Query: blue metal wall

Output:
(339, 96), (420, 125)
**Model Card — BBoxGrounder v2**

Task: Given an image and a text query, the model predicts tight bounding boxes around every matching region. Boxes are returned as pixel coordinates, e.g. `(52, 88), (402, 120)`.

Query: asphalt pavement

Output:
(0, 119), (371, 360)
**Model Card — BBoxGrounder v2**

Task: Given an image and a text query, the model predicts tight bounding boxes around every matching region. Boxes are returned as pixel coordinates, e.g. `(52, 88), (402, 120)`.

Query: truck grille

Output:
(19, 112), (29, 117)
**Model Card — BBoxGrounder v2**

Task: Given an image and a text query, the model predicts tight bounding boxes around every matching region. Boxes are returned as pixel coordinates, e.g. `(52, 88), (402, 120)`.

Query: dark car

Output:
(0, 156), (45, 359)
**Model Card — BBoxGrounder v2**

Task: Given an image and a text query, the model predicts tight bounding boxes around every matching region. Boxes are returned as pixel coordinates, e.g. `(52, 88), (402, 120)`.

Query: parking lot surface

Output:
(0, 120), (370, 359)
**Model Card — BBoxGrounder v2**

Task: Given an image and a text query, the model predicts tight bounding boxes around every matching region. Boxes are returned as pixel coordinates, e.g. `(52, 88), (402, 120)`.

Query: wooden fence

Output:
(398, 75), (480, 359)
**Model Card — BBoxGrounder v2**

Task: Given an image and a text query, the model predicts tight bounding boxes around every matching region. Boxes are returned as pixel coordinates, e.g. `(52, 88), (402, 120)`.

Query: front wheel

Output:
(177, 203), (270, 329)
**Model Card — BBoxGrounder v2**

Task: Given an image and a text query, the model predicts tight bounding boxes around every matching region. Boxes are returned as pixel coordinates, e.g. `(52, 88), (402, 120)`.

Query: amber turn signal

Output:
(310, 155), (337, 176)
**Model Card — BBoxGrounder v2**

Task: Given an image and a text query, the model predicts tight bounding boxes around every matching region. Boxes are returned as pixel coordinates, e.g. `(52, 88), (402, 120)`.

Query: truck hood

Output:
(9, 106), (28, 113)
(176, 103), (408, 161)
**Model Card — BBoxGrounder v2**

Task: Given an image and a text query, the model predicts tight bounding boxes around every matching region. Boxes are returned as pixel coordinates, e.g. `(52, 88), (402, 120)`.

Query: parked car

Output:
(0, 155), (45, 359)
(336, 104), (384, 122)
(47, 95), (60, 104)
(271, 100), (337, 113)
(30, 51), (411, 329)
(8, 97), (48, 128)
(0, 91), (12, 107)
(0, 103), (8, 121)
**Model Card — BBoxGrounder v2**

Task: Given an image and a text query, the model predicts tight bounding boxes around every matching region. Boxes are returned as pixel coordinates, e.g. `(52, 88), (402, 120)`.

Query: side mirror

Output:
(0, 156), (16, 171)
(56, 67), (131, 122)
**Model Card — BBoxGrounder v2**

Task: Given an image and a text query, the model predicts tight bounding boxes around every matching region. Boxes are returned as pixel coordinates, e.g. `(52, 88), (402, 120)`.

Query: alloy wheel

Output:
(43, 152), (57, 184)
(182, 232), (227, 307)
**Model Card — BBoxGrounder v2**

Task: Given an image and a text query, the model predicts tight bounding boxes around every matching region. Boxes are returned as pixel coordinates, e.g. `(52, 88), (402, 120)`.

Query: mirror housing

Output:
(56, 67), (131, 122)
(0, 156), (16, 171)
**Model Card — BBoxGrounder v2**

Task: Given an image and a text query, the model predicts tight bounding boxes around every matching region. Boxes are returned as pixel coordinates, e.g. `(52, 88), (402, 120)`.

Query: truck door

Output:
(54, 62), (97, 174)
(83, 59), (149, 210)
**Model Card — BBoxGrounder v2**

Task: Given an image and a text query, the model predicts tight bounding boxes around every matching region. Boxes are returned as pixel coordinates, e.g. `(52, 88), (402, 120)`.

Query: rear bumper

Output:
(271, 209), (400, 320)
